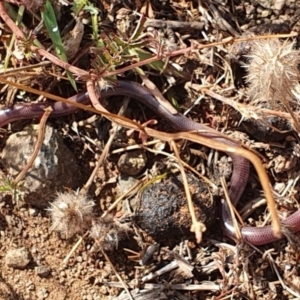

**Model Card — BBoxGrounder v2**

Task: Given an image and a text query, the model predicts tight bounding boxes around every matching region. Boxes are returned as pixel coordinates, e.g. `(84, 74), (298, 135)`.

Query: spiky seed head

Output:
(48, 191), (95, 238)
(244, 38), (300, 108)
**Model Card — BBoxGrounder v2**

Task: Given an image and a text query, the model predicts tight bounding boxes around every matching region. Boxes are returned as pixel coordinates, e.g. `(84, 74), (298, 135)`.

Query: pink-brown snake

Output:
(1, 80), (300, 245)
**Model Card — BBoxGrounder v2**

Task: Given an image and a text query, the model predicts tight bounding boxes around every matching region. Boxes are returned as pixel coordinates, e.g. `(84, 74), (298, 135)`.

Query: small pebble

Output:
(35, 265), (51, 278)
(36, 287), (49, 299)
(29, 208), (37, 216)
(117, 150), (147, 176)
(261, 9), (271, 17)
(5, 247), (31, 269)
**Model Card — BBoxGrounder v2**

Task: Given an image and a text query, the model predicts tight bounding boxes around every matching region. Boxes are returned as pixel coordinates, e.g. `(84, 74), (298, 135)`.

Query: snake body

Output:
(1, 80), (300, 245)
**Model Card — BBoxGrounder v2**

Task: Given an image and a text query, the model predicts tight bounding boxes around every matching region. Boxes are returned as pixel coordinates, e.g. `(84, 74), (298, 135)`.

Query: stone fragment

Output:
(2, 125), (83, 207)
(5, 247), (31, 269)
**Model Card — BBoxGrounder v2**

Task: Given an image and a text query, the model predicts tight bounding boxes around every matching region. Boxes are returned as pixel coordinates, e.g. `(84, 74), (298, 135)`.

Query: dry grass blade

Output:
(170, 140), (206, 243)
(100, 249), (134, 300)
(63, 233), (87, 265)
(105, 281), (221, 291)
(0, 61), (51, 75)
(220, 177), (242, 241)
(203, 88), (300, 122)
(101, 179), (143, 219)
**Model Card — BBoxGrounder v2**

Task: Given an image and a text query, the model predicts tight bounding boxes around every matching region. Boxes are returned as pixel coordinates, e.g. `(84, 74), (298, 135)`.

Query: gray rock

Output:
(1, 125), (83, 207)
(35, 265), (51, 277)
(255, 0), (286, 10)
(5, 247), (31, 269)
(255, 0), (273, 8)
(117, 150), (147, 176)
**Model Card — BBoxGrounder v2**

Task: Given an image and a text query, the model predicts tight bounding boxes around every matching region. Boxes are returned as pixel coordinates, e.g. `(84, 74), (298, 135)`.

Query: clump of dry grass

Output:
(48, 191), (95, 238)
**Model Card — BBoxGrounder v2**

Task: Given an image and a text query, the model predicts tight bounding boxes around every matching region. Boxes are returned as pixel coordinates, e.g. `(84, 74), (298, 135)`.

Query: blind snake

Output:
(1, 80), (300, 245)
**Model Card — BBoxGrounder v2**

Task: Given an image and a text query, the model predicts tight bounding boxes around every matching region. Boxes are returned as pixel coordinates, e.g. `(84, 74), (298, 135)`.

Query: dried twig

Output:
(220, 176), (242, 241)
(63, 233), (88, 265)
(170, 140), (206, 243)
(101, 179), (144, 219)
(204, 88), (300, 120)
(14, 106), (52, 185)
(105, 281), (221, 291)
(101, 249), (134, 300)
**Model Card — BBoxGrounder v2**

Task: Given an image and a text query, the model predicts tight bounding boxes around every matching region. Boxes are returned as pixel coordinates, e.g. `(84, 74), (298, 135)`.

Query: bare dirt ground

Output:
(1, 0), (300, 299)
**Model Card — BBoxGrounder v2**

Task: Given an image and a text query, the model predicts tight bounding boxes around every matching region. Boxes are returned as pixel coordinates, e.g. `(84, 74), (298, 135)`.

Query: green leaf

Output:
(128, 48), (183, 77)
(130, 15), (147, 41)
(4, 4), (25, 69)
(41, 0), (77, 91)
(91, 9), (99, 42)
(72, 0), (87, 16)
